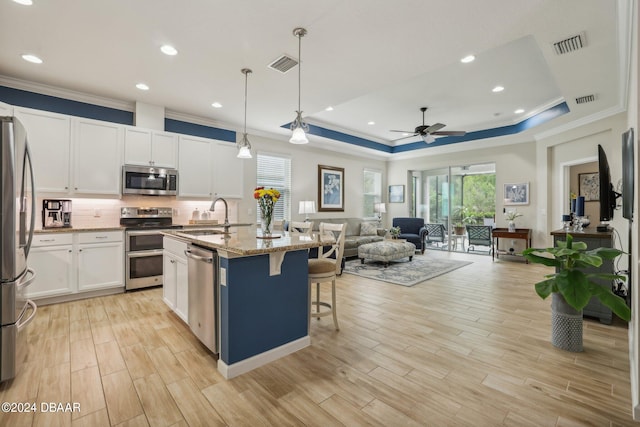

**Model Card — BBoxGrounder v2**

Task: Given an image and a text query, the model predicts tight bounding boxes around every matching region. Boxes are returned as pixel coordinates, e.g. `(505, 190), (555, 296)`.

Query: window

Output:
(363, 169), (382, 217)
(256, 153), (291, 221)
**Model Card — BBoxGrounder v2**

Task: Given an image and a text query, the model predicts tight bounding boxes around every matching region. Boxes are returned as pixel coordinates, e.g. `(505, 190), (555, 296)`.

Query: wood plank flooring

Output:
(0, 250), (634, 426)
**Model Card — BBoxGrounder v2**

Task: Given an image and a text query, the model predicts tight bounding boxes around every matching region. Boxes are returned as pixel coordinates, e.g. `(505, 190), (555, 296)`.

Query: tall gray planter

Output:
(551, 292), (583, 352)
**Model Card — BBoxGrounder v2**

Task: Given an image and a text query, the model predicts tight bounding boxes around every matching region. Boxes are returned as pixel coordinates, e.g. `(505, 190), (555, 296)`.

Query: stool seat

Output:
(308, 258), (336, 274)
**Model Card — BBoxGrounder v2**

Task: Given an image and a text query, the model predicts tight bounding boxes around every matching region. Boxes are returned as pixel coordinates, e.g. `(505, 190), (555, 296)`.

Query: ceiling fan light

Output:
(422, 133), (436, 144)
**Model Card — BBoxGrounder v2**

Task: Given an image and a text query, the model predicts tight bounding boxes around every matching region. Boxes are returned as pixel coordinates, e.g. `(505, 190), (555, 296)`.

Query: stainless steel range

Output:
(120, 207), (182, 291)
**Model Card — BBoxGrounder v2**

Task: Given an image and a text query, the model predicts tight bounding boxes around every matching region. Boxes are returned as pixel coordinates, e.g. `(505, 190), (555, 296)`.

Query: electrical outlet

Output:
(94, 209), (101, 217)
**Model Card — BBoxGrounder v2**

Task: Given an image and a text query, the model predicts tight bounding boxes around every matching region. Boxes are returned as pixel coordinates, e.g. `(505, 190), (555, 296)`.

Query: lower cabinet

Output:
(28, 231), (124, 300)
(163, 237), (189, 322)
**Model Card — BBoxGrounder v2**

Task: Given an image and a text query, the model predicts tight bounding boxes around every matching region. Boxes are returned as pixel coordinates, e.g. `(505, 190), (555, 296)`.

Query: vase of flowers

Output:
(505, 209), (523, 232)
(389, 226), (401, 239)
(254, 186), (281, 236)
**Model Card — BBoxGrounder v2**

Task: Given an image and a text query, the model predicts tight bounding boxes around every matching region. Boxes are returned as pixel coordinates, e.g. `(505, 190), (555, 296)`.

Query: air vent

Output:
(575, 94), (596, 104)
(268, 55), (298, 73)
(552, 32), (586, 55)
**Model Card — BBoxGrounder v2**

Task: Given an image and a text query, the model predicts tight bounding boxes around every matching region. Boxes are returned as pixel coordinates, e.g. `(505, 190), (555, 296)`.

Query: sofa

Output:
(310, 218), (384, 258)
(392, 217), (428, 254)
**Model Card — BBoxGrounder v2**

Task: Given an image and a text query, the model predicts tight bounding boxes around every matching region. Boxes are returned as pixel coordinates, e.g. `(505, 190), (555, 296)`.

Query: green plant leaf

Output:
(522, 251), (561, 267)
(534, 278), (556, 299)
(589, 247), (625, 259)
(589, 283), (631, 321)
(573, 253), (603, 268)
(556, 269), (591, 310)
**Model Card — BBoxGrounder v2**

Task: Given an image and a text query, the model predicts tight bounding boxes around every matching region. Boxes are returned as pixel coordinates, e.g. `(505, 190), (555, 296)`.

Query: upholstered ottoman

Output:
(358, 241), (416, 267)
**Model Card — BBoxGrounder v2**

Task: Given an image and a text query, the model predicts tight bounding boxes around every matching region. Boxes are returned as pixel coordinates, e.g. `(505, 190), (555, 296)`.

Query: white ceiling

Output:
(0, 0), (631, 156)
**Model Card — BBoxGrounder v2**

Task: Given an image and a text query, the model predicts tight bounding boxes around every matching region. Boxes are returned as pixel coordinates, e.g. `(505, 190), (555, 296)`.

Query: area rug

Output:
(343, 257), (472, 287)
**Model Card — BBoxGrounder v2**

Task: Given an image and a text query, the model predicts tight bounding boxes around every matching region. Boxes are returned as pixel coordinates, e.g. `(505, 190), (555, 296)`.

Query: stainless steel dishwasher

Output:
(184, 244), (219, 353)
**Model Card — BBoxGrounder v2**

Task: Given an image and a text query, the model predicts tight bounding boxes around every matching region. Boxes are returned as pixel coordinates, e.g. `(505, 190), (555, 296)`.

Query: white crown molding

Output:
(533, 104), (626, 140)
(0, 75), (134, 112)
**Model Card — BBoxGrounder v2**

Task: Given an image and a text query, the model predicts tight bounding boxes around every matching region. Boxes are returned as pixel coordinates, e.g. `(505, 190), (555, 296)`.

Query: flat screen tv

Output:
(622, 128), (634, 220)
(598, 144), (620, 224)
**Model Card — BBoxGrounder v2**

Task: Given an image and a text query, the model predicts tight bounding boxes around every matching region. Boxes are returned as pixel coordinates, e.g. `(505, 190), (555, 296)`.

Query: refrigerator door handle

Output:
(17, 300), (37, 331)
(23, 143), (36, 257)
(17, 268), (36, 292)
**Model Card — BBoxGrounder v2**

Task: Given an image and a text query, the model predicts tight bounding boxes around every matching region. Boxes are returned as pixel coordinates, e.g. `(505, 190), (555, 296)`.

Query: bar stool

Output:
(308, 222), (346, 331)
(289, 220), (314, 236)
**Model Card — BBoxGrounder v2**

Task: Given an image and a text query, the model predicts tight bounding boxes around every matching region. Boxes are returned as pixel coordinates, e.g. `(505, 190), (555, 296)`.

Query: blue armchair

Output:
(392, 217), (428, 254)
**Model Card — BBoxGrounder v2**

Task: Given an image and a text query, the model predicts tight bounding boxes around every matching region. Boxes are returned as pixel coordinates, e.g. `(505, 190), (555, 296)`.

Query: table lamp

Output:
(298, 200), (316, 221)
(374, 203), (386, 224)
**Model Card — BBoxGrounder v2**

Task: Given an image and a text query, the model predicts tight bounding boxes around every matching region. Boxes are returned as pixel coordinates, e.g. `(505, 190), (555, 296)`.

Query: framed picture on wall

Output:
(318, 165), (344, 211)
(504, 182), (529, 205)
(579, 172), (599, 201)
(389, 185), (405, 203)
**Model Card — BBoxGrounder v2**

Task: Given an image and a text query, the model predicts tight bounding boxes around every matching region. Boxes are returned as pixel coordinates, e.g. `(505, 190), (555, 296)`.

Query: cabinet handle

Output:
(68, 250), (72, 253)
(65, 186), (68, 190)
(95, 236), (108, 239)
(78, 249), (82, 252)
(39, 239), (55, 242)
(75, 187), (78, 190)
(170, 259), (176, 264)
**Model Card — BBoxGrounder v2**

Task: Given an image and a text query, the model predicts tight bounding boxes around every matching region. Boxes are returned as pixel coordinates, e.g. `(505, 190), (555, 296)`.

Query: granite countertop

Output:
(163, 227), (328, 256)
(35, 226), (125, 234)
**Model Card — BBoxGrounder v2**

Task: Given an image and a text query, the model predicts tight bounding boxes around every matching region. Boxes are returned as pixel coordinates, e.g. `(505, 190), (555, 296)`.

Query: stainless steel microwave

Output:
(122, 165), (178, 196)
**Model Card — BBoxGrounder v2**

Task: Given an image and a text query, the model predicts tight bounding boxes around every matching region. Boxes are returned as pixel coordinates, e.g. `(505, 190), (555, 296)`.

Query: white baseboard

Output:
(217, 335), (310, 379)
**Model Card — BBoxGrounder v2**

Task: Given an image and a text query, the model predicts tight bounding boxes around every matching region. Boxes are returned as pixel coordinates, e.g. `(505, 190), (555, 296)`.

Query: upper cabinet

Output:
(178, 135), (212, 198)
(0, 101), (13, 116)
(15, 107), (71, 193)
(124, 127), (178, 168)
(72, 118), (123, 195)
(212, 142), (244, 199)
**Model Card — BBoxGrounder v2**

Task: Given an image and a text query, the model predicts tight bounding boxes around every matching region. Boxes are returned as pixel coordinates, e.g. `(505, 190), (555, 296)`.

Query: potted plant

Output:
(389, 226), (401, 239)
(523, 234), (630, 352)
(504, 209), (522, 232)
(452, 205), (476, 235)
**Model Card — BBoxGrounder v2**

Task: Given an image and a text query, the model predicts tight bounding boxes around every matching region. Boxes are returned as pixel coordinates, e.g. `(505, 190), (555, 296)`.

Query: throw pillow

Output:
(360, 222), (377, 236)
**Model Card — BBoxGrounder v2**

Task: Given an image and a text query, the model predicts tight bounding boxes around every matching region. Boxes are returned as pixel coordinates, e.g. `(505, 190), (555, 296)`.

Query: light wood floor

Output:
(0, 250), (634, 426)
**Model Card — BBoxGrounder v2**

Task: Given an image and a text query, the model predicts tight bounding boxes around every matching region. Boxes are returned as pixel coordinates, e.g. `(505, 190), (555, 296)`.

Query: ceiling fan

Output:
(390, 107), (466, 143)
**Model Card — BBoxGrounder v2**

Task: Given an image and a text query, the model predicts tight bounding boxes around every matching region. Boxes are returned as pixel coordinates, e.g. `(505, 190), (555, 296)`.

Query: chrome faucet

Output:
(210, 197), (230, 231)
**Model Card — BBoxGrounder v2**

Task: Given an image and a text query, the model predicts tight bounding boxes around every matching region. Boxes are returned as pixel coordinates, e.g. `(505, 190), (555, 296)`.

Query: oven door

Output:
(126, 249), (164, 290)
(126, 230), (164, 252)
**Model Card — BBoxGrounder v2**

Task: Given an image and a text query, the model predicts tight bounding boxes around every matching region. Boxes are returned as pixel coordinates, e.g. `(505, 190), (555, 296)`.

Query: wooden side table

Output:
(491, 228), (532, 262)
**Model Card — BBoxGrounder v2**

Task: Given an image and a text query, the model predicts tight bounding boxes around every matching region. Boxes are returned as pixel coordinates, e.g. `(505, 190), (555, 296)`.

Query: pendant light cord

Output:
(297, 31), (302, 113)
(244, 70), (248, 134)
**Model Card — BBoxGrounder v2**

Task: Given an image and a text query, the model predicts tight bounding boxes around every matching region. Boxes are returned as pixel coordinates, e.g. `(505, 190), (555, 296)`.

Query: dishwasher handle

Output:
(184, 249), (214, 263)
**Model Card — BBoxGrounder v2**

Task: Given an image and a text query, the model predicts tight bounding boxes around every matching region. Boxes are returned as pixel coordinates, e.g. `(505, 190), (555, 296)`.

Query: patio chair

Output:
(424, 223), (447, 249)
(466, 225), (492, 254)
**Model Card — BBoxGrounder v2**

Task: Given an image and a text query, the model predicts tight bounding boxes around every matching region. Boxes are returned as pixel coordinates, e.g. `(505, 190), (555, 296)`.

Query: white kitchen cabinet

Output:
(212, 141), (244, 199)
(72, 118), (123, 195)
(77, 231), (124, 292)
(178, 135), (212, 198)
(28, 234), (74, 299)
(163, 236), (189, 322)
(0, 101), (13, 115)
(15, 107), (71, 193)
(124, 127), (177, 168)
(26, 231), (124, 300)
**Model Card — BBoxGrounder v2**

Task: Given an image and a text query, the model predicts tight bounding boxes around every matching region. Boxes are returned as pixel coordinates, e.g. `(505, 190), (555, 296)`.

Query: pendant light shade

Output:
(237, 68), (253, 159)
(289, 27), (309, 144)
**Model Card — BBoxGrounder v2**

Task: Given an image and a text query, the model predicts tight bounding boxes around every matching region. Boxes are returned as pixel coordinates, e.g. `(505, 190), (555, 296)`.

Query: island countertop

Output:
(163, 227), (327, 256)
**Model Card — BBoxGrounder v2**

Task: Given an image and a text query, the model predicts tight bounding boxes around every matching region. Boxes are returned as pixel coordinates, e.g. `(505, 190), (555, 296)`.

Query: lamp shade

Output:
(374, 203), (386, 213)
(298, 200), (316, 214)
(290, 126), (309, 144)
(237, 145), (252, 159)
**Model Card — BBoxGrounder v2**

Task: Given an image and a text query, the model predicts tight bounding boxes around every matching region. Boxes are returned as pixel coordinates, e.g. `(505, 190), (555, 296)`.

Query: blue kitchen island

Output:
(163, 227), (325, 379)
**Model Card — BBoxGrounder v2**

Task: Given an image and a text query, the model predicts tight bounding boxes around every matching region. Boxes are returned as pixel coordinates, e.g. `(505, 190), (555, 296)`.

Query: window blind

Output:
(363, 169), (382, 217)
(256, 153), (291, 221)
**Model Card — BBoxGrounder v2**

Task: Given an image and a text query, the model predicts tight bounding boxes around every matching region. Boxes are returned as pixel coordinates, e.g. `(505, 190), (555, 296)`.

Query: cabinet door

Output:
(175, 257), (188, 322)
(151, 132), (178, 168)
(178, 135), (212, 198)
(77, 241), (124, 291)
(124, 127), (152, 166)
(212, 142), (244, 199)
(27, 245), (74, 298)
(163, 252), (178, 309)
(15, 108), (71, 193)
(73, 118), (123, 195)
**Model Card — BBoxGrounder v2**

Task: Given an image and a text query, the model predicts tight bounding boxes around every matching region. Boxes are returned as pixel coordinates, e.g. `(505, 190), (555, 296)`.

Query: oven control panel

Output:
(121, 207), (172, 219)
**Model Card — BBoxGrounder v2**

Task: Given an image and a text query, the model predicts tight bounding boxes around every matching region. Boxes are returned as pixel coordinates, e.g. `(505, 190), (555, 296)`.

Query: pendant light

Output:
(237, 68), (253, 159)
(289, 27), (309, 144)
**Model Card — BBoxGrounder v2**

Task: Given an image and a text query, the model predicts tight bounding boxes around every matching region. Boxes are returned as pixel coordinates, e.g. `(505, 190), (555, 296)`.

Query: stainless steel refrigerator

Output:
(0, 116), (37, 382)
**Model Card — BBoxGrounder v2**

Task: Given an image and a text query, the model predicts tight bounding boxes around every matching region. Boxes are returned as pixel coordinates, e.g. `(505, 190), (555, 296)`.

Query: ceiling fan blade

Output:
(389, 129), (415, 133)
(390, 133), (419, 142)
(425, 123), (446, 133)
(432, 130), (467, 136)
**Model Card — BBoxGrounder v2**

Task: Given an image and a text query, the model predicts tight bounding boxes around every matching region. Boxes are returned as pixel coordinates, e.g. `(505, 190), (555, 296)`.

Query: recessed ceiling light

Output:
(514, 108), (525, 114)
(136, 83), (149, 91)
(21, 54), (42, 64)
(325, 106), (334, 111)
(367, 121), (375, 125)
(13, 0), (33, 5)
(160, 45), (178, 56)
(211, 102), (222, 108)
(492, 85), (505, 93)
(460, 55), (475, 63)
